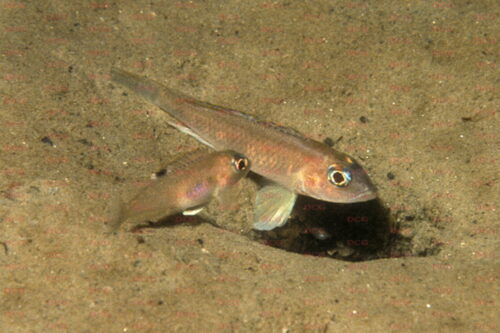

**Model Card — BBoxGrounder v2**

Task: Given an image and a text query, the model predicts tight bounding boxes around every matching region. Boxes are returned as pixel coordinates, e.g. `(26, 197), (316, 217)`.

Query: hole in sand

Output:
(251, 197), (443, 262)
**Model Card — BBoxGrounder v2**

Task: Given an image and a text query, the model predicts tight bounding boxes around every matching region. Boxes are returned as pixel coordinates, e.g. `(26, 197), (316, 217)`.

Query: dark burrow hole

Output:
(250, 196), (442, 262)
(249, 197), (390, 261)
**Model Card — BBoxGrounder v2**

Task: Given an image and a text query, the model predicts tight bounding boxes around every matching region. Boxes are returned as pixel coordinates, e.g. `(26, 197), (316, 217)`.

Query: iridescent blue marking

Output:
(186, 182), (208, 199)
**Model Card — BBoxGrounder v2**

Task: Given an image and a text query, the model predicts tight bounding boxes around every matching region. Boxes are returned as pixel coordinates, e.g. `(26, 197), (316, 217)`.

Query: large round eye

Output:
(232, 154), (249, 172)
(327, 165), (352, 187)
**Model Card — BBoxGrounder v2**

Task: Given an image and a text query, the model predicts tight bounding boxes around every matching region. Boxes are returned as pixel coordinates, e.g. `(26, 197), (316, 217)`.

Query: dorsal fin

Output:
(187, 98), (307, 140)
(258, 120), (305, 139)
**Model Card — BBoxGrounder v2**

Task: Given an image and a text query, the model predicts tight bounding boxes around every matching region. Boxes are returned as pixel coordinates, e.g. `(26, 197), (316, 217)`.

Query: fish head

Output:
(298, 149), (377, 203)
(212, 150), (250, 187)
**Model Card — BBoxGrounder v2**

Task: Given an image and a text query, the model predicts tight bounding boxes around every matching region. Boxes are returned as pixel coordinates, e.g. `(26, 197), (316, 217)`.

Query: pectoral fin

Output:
(253, 185), (297, 231)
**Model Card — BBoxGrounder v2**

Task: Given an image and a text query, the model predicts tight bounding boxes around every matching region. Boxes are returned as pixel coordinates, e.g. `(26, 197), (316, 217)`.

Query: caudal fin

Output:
(110, 67), (190, 119)
(111, 68), (162, 102)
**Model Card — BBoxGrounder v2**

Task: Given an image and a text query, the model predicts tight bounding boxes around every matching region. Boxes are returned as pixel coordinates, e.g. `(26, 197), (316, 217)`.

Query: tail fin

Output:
(111, 68), (162, 103)
(110, 67), (191, 118)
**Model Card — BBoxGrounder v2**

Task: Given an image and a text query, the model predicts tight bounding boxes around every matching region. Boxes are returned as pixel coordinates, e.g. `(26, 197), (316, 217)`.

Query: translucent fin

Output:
(111, 68), (162, 102)
(253, 185), (297, 231)
(183, 206), (204, 216)
(166, 119), (215, 148)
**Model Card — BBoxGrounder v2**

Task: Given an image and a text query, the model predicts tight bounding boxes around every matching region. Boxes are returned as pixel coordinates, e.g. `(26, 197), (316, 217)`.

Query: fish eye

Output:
(327, 165), (352, 187)
(232, 154), (249, 172)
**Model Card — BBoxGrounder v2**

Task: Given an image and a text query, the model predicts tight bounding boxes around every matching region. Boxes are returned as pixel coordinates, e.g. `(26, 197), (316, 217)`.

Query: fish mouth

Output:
(352, 189), (378, 202)
(315, 189), (377, 203)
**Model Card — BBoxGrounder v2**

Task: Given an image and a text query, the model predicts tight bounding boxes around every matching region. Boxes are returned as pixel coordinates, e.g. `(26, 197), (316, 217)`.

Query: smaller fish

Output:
(110, 150), (249, 231)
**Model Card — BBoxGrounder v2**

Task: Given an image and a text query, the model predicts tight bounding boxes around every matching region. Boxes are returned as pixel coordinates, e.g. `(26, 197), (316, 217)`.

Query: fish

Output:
(110, 150), (249, 231)
(111, 68), (377, 230)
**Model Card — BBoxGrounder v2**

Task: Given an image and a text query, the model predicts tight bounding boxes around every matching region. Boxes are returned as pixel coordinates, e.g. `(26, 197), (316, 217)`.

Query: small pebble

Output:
(41, 136), (54, 146)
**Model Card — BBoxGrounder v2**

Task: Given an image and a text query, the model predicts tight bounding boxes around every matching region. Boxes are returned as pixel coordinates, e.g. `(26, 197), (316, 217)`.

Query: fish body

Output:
(111, 68), (377, 230)
(111, 150), (249, 231)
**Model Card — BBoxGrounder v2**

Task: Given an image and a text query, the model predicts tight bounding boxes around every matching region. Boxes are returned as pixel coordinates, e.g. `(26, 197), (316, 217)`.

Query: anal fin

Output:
(167, 120), (214, 148)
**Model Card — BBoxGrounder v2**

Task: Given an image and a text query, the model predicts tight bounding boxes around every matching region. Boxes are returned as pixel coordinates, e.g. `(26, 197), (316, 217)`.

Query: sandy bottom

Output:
(1, 1), (497, 332)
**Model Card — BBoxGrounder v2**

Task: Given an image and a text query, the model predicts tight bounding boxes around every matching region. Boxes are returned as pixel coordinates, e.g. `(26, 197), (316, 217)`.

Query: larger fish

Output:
(111, 68), (377, 230)
(110, 150), (249, 231)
